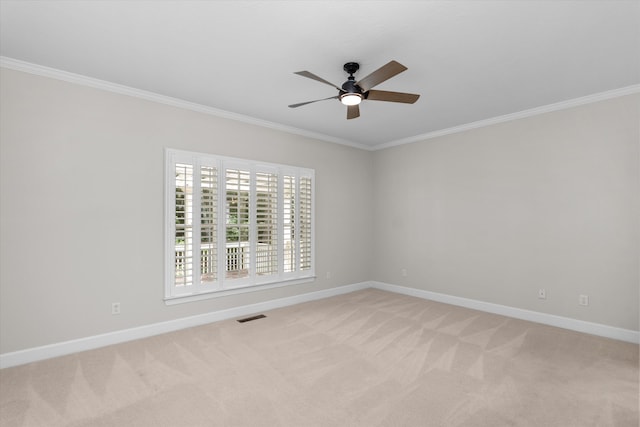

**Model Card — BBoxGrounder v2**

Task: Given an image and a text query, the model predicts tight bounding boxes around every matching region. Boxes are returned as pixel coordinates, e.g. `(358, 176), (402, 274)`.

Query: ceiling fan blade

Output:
(288, 96), (338, 108)
(355, 60), (407, 91)
(347, 104), (360, 120)
(294, 71), (342, 91)
(366, 90), (420, 104)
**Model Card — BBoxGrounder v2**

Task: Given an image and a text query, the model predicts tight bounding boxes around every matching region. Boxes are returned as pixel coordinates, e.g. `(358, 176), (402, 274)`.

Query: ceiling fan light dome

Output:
(340, 93), (362, 106)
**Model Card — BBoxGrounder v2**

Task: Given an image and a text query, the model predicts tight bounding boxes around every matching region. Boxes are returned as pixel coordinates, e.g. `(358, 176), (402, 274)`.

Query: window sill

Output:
(164, 275), (316, 306)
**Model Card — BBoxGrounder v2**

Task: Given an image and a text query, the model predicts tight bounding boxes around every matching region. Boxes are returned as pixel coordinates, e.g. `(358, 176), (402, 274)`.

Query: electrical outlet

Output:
(579, 295), (589, 306)
(401, 268), (407, 277)
(111, 302), (121, 315)
(325, 271), (331, 279)
(538, 288), (546, 299)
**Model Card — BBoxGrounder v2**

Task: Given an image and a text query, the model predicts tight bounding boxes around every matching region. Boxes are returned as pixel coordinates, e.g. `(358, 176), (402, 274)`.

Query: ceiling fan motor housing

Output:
(341, 79), (362, 94)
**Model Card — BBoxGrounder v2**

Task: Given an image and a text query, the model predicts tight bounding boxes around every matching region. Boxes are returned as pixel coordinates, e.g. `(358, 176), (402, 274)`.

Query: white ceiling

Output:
(1, 1), (639, 149)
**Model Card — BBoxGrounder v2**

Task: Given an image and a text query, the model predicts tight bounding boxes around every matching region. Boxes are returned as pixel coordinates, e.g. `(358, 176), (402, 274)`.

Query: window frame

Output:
(164, 148), (315, 305)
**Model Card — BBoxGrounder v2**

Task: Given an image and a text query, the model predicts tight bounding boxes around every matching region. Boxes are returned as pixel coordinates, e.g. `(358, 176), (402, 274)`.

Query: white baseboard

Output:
(2, 280), (637, 369)
(371, 281), (640, 345)
(0, 282), (370, 369)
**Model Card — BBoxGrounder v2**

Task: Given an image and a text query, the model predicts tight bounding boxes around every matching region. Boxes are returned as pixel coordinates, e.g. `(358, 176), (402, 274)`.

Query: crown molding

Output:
(376, 84), (640, 150)
(0, 56), (370, 151)
(2, 56), (637, 152)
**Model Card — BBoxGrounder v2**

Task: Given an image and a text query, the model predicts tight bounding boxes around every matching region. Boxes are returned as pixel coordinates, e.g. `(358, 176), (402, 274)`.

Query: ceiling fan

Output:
(288, 60), (420, 119)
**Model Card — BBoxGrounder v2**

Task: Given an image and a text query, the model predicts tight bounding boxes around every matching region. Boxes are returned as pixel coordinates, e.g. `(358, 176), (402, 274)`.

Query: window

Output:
(165, 149), (315, 303)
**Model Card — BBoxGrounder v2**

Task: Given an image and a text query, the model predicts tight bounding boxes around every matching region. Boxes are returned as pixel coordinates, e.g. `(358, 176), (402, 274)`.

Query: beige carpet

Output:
(1, 289), (638, 426)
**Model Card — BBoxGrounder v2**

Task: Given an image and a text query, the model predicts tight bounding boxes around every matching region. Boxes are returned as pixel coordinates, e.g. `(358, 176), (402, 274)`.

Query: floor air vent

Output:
(237, 314), (266, 323)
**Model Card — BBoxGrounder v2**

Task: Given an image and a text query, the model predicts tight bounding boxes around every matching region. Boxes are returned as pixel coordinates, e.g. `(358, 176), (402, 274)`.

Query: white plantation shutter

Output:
(200, 165), (217, 284)
(255, 171), (278, 277)
(281, 173), (314, 276)
(283, 175), (296, 273)
(168, 155), (220, 297)
(165, 149), (314, 302)
(225, 168), (251, 280)
(174, 163), (193, 288)
(299, 175), (313, 271)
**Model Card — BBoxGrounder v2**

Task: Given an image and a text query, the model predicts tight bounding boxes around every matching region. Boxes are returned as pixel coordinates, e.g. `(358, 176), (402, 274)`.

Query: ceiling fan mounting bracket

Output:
(343, 62), (360, 76)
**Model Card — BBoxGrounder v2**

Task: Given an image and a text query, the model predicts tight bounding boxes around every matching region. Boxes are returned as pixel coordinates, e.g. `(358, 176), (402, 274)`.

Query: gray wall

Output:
(0, 68), (374, 353)
(372, 94), (639, 330)
(1, 67), (638, 355)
